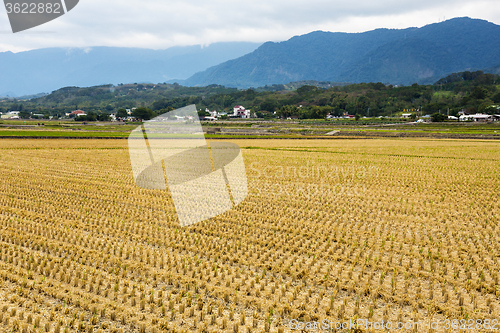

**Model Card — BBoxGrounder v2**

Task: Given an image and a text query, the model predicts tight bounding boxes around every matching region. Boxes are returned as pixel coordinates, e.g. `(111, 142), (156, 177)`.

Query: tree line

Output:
(1, 71), (499, 120)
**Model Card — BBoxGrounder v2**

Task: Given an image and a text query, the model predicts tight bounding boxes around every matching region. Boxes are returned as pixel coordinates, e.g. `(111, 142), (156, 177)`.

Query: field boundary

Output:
(2, 132), (500, 140)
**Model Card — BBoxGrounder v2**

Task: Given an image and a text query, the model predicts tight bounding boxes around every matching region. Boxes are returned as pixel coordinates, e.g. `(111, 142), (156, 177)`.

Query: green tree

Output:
(86, 111), (97, 121)
(277, 105), (296, 118)
(198, 109), (210, 118)
(19, 111), (30, 119)
(75, 112), (98, 121)
(470, 86), (488, 100)
(97, 113), (110, 121)
(308, 106), (332, 119)
(431, 113), (447, 122)
(132, 107), (156, 120)
(116, 108), (128, 119)
(259, 100), (277, 112)
(491, 92), (500, 104)
(296, 85), (317, 96)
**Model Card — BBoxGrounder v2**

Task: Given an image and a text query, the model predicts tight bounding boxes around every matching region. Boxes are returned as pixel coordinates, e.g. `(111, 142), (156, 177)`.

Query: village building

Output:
(459, 113), (496, 122)
(232, 105), (251, 118)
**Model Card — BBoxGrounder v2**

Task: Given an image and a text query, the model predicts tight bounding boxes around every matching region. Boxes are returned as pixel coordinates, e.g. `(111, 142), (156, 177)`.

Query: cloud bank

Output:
(0, 0), (499, 52)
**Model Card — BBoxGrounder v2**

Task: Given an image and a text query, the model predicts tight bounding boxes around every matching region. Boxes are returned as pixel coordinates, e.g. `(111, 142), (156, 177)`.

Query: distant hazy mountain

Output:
(184, 17), (500, 88)
(0, 42), (261, 97)
(485, 64), (500, 75)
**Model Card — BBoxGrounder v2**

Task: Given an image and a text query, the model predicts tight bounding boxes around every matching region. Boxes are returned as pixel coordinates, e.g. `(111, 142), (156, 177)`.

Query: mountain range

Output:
(2, 17), (500, 97)
(0, 42), (261, 97)
(183, 17), (500, 88)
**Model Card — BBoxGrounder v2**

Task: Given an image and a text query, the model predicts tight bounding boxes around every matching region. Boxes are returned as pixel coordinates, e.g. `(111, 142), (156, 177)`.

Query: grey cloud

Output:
(0, 0), (498, 51)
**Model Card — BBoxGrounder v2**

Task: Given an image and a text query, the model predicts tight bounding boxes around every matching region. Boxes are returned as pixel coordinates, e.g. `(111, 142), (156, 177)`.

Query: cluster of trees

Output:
(2, 71), (499, 121)
(114, 107), (168, 121)
(129, 107), (157, 120)
(431, 113), (447, 122)
(18, 111), (32, 119)
(75, 112), (110, 122)
(188, 72), (500, 119)
(0, 83), (236, 118)
(274, 105), (335, 119)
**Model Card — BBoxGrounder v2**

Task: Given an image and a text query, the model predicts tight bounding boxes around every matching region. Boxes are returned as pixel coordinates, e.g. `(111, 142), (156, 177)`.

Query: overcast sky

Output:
(1, 0), (499, 53)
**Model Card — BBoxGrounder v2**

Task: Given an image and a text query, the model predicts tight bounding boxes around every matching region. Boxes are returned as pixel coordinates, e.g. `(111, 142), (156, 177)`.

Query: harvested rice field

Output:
(0, 138), (499, 332)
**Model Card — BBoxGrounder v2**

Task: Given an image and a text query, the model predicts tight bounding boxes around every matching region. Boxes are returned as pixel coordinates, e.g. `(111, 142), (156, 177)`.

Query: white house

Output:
(233, 105), (251, 118)
(459, 113), (494, 122)
(206, 108), (219, 118)
(1, 114), (20, 119)
(1, 111), (21, 119)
